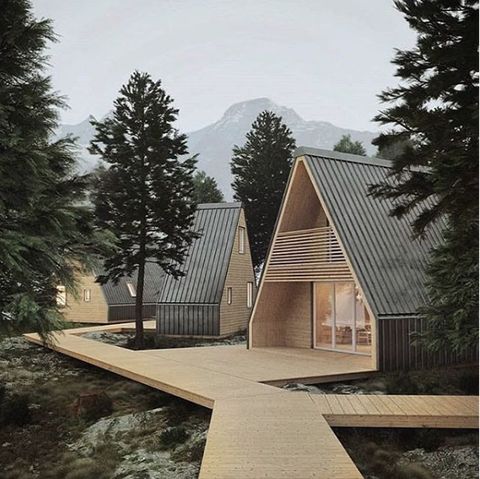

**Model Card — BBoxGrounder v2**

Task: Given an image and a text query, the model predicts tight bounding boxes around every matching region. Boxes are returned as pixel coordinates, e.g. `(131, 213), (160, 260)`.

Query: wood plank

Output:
(24, 323), (479, 479)
(199, 395), (362, 479)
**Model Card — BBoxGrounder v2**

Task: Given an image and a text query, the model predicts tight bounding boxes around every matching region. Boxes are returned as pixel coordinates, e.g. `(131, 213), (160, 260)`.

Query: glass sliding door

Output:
(314, 282), (371, 355)
(355, 288), (372, 354)
(334, 282), (354, 351)
(314, 283), (334, 349)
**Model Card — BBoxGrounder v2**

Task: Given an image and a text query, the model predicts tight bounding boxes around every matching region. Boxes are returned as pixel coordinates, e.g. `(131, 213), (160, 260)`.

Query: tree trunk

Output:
(134, 258), (145, 349)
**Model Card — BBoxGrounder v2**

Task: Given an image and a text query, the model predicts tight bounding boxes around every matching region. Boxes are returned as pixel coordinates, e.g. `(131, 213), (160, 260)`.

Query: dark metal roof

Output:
(299, 147), (443, 319)
(97, 202), (242, 306)
(159, 202), (241, 304)
(100, 263), (165, 305)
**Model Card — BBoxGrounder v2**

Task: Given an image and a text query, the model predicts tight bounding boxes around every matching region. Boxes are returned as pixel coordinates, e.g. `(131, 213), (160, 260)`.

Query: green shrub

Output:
(171, 434), (206, 462)
(394, 463), (433, 479)
(1, 393), (32, 426)
(159, 425), (189, 449)
(456, 369), (479, 395)
(61, 458), (112, 479)
(73, 392), (113, 422)
(0, 382), (6, 404)
(164, 401), (197, 426)
(398, 428), (443, 452)
(370, 448), (398, 475)
(385, 372), (419, 394)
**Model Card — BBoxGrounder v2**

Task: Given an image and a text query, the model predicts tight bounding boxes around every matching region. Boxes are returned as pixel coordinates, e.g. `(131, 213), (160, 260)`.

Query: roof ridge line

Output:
(294, 146), (392, 168)
(197, 202), (242, 210)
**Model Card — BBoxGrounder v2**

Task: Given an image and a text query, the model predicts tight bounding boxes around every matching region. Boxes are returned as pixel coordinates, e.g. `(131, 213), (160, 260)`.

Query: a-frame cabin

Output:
(59, 203), (256, 337)
(249, 147), (477, 371)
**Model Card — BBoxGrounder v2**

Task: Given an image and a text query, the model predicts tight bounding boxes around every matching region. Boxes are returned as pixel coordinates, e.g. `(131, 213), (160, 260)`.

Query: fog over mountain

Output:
(57, 98), (377, 197)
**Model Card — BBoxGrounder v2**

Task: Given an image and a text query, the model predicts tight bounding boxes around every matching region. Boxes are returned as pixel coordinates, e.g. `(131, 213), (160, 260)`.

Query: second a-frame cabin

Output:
(60, 203), (256, 337)
(249, 147), (477, 371)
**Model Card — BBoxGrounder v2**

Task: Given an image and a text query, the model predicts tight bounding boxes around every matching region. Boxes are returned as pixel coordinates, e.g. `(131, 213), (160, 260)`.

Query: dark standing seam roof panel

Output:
(98, 202), (241, 307)
(158, 203), (241, 304)
(303, 150), (443, 319)
(100, 263), (165, 305)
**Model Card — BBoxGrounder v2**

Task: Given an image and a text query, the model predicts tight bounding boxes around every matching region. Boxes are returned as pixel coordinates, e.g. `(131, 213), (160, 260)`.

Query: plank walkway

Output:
(24, 324), (478, 478)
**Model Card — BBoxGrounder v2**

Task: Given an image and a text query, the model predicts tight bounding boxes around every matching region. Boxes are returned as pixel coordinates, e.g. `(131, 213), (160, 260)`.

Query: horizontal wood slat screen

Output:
(265, 227), (353, 282)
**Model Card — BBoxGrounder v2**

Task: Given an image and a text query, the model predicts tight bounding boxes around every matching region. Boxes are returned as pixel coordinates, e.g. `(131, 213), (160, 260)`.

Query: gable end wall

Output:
(219, 209), (256, 336)
(62, 273), (109, 323)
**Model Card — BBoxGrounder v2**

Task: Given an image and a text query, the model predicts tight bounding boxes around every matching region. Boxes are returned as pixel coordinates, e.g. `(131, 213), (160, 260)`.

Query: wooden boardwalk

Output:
(24, 324), (478, 478)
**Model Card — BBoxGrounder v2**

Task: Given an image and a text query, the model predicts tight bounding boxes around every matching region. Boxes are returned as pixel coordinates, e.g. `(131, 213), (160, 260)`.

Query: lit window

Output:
(247, 282), (253, 308)
(83, 289), (91, 302)
(238, 227), (245, 254)
(56, 286), (66, 306)
(126, 282), (136, 297)
(227, 287), (232, 305)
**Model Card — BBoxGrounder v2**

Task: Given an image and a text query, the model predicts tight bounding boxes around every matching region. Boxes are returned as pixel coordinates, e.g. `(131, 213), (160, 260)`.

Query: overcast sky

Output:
(32, 0), (416, 133)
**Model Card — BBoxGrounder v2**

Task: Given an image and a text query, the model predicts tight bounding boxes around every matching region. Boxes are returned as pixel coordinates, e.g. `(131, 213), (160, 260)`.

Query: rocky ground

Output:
(284, 371), (479, 479)
(82, 330), (247, 349)
(0, 335), (210, 479)
(0, 332), (477, 479)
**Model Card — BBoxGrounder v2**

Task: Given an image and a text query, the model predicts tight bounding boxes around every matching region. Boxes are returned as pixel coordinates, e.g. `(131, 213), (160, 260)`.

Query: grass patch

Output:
(384, 366), (479, 395)
(0, 337), (211, 477)
(335, 427), (478, 479)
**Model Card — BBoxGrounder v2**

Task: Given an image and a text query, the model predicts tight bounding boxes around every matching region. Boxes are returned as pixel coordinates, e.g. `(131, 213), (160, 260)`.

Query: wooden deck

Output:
(200, 395), (362, 479)
(139, 344), (374, 386)
(24, 323), (478, 479)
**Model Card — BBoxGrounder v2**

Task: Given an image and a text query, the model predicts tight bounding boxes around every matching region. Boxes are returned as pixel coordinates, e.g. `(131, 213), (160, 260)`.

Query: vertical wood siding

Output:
(157, 304), (220, 336)
(220, 209), (256, 336)
(378, 317), (479, 371)
(62, 274), (109, 323)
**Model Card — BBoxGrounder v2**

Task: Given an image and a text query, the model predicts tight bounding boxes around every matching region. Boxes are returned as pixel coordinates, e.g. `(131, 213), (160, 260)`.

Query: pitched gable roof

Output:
(297, 147), (444, 319)
(100, 263), (165, 305)
(159, 202), (241, 304)
(97, 203), (242, 306)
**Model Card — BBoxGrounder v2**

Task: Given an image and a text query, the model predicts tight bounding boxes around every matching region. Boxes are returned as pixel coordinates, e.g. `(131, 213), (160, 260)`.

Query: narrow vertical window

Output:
(83, 289), (91, 302)
(56, 285), (66, 306)
(227, 287), (233, 305)
(247, 282), (253, 308)
(238, 226), (245, 254)
(126, 282), (136, 297)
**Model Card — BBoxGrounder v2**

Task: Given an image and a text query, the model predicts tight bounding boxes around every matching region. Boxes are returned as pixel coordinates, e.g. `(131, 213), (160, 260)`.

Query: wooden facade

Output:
(61, 272), (109, 324)
(157, 205), (256, 337)
(249, 148), (477, 372)
(60, 203), (255, 337)
(220, 209), (256, 336)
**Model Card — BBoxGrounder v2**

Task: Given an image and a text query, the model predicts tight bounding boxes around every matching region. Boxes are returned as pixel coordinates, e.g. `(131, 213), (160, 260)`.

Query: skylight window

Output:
(126, 282), (136, 297)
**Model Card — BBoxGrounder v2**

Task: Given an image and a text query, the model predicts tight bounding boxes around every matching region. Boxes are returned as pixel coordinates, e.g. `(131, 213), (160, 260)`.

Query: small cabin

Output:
(249, 148), (477, 371)
(156, 202), (256, 337)
(59, 203), (256, 337)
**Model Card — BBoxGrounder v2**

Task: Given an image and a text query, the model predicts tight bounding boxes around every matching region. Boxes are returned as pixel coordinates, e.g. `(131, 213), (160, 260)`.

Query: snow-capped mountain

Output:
(57, 98), (377, 197)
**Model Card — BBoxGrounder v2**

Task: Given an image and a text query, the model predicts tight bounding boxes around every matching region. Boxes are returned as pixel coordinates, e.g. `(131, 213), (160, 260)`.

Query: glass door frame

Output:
(312, 281), (369, 356)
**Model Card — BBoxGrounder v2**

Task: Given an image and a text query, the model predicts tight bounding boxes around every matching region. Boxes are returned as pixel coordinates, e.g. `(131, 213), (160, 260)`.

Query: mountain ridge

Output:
(56, 98), (378, 197)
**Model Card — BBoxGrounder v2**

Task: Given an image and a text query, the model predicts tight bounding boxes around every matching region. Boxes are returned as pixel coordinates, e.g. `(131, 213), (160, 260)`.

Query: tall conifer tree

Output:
(192, 170), (224, 204)
(90, 72), (197, 349)
(370, 0), (478, 351)
(231, 111), (296, 270)
(333, 134), (367, 156)
(0, 0), (107, 337)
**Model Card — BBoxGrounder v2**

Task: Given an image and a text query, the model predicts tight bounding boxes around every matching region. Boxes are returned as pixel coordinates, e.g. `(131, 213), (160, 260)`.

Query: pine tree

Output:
(333, 134), (367, 156)
(370, 0), (478, 352)
(192, 170), (224, 204)
(90, 71), (198, 349)
(231, 111), (296, 270)
(0, 0), (108, 337)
